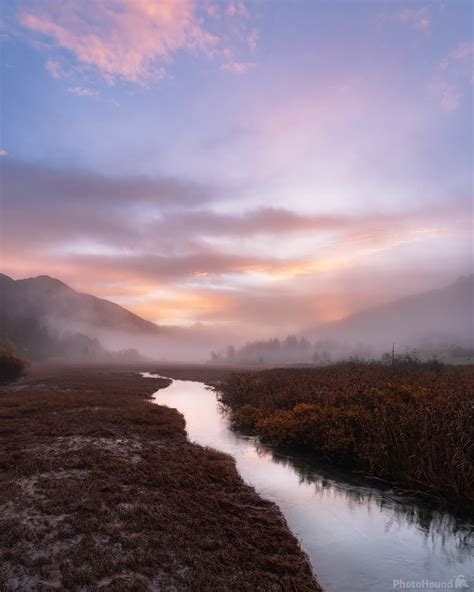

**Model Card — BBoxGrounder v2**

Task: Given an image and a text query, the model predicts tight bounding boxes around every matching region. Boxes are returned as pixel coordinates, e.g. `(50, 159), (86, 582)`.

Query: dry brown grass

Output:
(220, 362), (474, 511)
(0, 364), (321, 592)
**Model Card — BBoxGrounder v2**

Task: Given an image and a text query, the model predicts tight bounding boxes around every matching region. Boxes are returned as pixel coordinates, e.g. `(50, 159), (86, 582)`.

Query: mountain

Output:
(306, 276), (474, 350)
(0, 273), (160, 360)
(0, 273), (161, 335)
(0, 273), (241, 362)
(210, 276), (474, 366)
(3, 272), (471, 364)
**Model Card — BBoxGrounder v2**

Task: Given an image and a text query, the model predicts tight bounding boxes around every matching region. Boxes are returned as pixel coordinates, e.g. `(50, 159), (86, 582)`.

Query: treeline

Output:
(210, 335), (376, 365)
(1, 317), (143, 363)
(209, 335), (474, 366)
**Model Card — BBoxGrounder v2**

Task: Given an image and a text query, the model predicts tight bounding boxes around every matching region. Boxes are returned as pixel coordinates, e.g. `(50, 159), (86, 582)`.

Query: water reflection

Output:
(248, 439), (473, 565)
(146, 374), (474, 592)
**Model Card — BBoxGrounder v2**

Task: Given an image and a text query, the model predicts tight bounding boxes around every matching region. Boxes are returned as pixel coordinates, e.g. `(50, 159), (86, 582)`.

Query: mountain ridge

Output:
(2, 272), (472, 362)
(1, 273), (161, 336)
(305, 275), (473, 348)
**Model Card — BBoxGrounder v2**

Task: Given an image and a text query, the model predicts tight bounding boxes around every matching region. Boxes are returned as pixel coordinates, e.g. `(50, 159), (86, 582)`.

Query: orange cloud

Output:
(20, 0), (220, 84)
(2, 157), (471, 330)
(131, 289), (233, 324)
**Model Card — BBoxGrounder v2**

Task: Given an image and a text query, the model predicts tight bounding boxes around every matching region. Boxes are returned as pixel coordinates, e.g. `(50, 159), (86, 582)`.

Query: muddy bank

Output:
(0, 364), (321, 592)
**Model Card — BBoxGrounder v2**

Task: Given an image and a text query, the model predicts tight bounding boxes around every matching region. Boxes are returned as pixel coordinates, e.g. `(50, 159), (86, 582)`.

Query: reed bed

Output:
(220, 362), (474, 510)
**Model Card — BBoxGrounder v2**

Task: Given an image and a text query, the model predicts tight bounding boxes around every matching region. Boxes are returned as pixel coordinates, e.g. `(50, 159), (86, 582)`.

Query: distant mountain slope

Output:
(306, 276), (474, 348)
(0, 273), (161, 336)
(0, 273), (239, 362)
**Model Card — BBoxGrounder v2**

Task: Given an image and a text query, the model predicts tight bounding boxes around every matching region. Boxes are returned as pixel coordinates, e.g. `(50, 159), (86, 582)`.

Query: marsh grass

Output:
(0, 365), (320, 591)
(220, 362), (474, 511)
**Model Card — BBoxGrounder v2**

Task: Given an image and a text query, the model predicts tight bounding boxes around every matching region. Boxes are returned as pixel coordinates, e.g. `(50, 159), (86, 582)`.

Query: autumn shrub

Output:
(232, 404), (264, 428)
(220, 363), (474, 509)
(0, 348), (28, 381)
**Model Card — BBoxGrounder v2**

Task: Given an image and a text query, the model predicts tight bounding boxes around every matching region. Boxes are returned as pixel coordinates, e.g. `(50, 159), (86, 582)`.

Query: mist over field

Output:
(1, 272), (472, 364)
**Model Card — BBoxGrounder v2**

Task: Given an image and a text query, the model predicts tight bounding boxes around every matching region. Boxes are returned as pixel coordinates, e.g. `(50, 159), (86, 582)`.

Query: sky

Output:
(0, 0), (472, 337)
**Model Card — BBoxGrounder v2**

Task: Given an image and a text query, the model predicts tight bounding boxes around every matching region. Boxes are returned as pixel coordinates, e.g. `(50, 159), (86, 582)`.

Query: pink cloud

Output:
(449, 42), (474, 62)
(431, 79), (461, 112)
(46, 58), (63, 78)
(20, 0), (220, 84)
(432, 41), (473, 112)
(383, 6), (432, 32)
(221, 61), (255, 74)
(3, 160), (470, 331)
(67, 86), (99, 97)
(226, 1), (248, 18)
(247, 28), (258, 51)
(397, 6), (431, 30)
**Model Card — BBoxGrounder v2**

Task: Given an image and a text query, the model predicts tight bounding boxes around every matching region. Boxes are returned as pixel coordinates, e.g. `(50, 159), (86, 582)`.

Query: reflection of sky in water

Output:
(145, 375), (474, 592)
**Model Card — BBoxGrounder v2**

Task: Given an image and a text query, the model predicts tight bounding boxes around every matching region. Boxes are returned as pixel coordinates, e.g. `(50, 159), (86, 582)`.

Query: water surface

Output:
(145, 374), (474, 592)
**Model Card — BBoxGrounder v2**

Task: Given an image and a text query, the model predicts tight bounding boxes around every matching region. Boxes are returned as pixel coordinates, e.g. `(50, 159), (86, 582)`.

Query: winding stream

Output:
(144, 373), (473, 592)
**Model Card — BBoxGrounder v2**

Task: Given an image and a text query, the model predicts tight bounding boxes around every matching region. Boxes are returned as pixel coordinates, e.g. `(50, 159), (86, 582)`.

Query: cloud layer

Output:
(2, 160), (471, 331)
(19, 0), (256, 84)
(2, 1), (472, 336)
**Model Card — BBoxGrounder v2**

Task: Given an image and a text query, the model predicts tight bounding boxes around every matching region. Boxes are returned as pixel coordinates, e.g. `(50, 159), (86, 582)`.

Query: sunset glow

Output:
(1, 0), (472, 335)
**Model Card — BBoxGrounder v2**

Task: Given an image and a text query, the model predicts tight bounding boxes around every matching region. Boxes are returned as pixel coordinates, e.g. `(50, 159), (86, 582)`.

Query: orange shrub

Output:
(0, 348), (28, 381)
(232, 404), (264, 428)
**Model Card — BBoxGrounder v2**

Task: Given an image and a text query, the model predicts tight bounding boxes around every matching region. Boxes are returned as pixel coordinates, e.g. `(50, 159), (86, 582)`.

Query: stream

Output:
(144, 373), (474, 592)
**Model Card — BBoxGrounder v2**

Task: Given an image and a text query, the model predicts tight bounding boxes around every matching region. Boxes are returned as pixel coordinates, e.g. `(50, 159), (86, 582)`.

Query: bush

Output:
(0, 348), (28, 381)
(232, 404), (264, 428)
